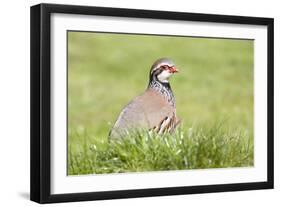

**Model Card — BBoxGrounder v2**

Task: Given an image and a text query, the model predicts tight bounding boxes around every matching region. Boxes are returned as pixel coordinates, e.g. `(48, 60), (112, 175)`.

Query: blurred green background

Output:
(68, 31), (253, 143)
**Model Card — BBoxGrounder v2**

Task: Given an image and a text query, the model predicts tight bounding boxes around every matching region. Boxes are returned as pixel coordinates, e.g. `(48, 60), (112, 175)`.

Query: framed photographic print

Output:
(30, 3), (274, 203)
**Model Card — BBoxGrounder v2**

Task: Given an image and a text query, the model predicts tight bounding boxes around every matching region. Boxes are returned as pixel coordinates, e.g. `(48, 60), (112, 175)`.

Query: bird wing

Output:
(138, 90), (175, 129)
(109, 89), (176, 139)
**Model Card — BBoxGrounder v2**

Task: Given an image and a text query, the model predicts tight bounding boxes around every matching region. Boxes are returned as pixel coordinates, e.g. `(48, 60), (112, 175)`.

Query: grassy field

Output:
(67, 32), (254, 175)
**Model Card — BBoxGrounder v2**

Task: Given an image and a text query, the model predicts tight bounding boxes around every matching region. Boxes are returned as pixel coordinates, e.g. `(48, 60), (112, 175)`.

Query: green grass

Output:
(67, 31), (254, 175)
(68, 123), (253, 175)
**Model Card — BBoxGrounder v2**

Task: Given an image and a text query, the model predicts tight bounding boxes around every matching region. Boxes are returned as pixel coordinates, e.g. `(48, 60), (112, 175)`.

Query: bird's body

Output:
(109, 58), (180, 139)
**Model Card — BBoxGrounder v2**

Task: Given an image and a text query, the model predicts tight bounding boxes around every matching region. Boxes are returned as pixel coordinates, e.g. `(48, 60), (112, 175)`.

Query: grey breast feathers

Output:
(109, 89), (177, 139)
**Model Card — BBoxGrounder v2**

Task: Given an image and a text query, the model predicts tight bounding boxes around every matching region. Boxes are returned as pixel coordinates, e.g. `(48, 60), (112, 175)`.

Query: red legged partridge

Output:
(109, 58), (180, 139)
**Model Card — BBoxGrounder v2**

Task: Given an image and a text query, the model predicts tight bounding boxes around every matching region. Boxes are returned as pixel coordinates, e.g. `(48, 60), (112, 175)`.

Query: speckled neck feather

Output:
(148, 77), (175, 107)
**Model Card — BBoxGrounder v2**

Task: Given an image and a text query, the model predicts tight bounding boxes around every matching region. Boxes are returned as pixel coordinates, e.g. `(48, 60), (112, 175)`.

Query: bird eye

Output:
(161, 65), (169, 70)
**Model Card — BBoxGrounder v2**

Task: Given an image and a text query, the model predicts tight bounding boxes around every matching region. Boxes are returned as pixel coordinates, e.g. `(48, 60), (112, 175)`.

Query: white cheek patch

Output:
(157, 70), (172, 83)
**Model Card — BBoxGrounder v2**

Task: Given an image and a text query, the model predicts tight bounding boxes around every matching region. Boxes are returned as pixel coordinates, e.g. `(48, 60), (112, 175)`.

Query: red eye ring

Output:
(160, 65), (178, 73)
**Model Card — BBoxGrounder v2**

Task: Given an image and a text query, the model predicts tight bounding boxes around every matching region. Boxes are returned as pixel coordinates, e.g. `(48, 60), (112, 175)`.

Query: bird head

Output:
(150, 58), (178, 83)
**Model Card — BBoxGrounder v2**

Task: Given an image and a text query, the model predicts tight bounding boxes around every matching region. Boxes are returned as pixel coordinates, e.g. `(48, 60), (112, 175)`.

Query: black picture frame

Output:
(30, 3), (274, 204)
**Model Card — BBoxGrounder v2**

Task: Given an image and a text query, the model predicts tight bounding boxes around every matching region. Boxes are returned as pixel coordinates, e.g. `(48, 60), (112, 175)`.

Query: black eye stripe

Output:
(161, 65), (171, 70)
(151, 65), (171, 76)
(154, 68), (163, 75)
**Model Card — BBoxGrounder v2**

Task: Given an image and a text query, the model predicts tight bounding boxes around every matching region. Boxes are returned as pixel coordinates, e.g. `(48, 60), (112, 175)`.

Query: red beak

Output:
(169, 66), (178, 73)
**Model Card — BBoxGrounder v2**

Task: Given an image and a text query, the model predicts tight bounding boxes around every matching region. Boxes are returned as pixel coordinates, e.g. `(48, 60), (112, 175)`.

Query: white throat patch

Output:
(157, 70), (172, 83)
